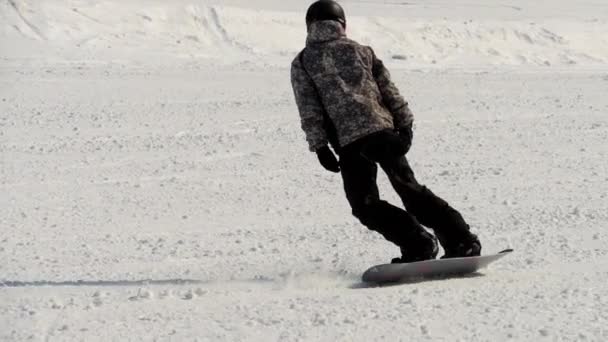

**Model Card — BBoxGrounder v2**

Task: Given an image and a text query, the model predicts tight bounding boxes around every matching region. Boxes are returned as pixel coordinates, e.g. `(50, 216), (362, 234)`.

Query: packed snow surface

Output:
(1, 0), (608, 341)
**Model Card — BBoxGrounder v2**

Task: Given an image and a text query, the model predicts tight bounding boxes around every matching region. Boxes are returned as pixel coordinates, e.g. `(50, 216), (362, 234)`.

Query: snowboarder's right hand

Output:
(316, 145), (340, 173)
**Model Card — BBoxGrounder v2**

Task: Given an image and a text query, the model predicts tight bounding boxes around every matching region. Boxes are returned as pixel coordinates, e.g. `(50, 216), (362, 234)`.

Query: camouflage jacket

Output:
(291, 20), (414, 152)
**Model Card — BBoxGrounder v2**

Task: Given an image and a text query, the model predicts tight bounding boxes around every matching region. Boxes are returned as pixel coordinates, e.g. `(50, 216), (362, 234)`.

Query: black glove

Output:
(397, 124), (413, 154)
(316, 145), (340, 173)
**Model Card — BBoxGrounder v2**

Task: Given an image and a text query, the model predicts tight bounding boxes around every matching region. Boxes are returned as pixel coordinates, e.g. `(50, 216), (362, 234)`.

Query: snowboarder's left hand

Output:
(316, 145), (341, 173)
(397, 124), (413, 154)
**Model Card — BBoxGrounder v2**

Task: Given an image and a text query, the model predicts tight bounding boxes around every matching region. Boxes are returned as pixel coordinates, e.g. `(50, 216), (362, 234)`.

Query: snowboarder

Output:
(291, 0), (481, 262)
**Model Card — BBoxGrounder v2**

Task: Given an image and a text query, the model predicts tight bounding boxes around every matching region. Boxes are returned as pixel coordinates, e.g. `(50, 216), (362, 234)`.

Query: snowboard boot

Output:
(391, 231), (439, 264)
(441, 233), (481, 259)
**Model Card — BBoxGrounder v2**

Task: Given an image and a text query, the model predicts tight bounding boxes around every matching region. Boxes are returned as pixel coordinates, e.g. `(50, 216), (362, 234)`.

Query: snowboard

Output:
(362, 249), (513, 284)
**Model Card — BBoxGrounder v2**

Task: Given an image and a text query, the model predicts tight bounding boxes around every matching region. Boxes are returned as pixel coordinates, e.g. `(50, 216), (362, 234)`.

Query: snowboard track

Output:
(6, 0), (46, 40)
(0, 271), (359, 290)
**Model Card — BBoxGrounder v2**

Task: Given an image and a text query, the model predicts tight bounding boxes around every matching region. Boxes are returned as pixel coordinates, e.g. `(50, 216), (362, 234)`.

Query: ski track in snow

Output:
(1, 0), (608, 341)
(5, 0), (46, 41)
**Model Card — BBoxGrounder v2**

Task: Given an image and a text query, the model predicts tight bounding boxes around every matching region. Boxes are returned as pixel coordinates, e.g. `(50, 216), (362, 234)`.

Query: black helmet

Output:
(306, 1), (346, 29)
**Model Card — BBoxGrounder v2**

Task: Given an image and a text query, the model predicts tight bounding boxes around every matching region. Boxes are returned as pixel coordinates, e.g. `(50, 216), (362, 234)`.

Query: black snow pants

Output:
(338, 129), (473, 251)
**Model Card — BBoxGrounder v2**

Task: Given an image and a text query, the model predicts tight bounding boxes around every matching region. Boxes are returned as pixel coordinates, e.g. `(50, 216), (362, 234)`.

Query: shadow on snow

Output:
(1, 271), (484, 289)
(0, 279), (207, 288)
(350, 272), (486, 289)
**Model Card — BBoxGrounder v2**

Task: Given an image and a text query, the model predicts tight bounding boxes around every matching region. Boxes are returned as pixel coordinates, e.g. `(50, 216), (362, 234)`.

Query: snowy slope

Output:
(1, 0), (608, 67)
(2, 1), (608, 341)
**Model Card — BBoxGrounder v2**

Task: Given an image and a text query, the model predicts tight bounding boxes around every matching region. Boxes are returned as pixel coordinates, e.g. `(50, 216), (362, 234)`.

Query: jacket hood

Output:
(306, 20), (346, 45)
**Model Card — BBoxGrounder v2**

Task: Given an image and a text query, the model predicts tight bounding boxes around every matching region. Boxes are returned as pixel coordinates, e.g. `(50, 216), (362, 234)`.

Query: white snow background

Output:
(1, 0), (607, 341)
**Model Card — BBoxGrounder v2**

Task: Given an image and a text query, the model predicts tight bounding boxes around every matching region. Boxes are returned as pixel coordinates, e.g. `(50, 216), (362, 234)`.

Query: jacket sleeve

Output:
(291, 54), (329, 152)
(370, 47), (414, 129)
